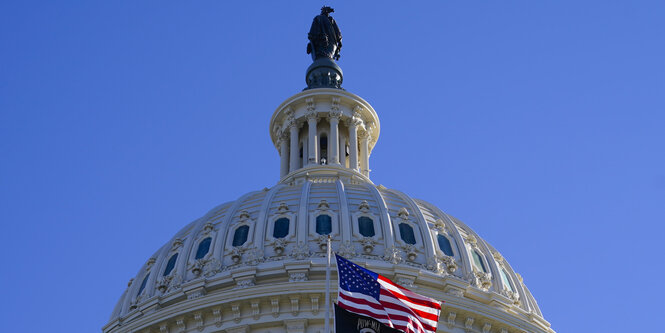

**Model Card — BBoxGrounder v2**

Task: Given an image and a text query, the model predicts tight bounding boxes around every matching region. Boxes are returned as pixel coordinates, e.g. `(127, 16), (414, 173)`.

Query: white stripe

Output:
(380, 294), (439, 328)
(380, 292), (441, 318)
(378, 278), (441, 305)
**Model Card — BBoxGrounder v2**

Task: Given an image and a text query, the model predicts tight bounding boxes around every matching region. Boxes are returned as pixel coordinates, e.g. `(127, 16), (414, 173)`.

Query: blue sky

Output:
(1, 1), (664, 332)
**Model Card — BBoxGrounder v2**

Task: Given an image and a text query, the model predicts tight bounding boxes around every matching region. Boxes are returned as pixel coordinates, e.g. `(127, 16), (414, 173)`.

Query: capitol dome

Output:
(104, 10), (553, 333)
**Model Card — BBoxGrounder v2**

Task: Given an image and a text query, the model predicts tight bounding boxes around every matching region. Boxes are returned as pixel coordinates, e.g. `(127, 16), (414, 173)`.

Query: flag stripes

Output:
(335, 255), (442, 333)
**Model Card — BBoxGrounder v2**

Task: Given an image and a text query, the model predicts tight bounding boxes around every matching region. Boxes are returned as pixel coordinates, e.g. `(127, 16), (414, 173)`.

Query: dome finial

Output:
(305, 7), (343, 89)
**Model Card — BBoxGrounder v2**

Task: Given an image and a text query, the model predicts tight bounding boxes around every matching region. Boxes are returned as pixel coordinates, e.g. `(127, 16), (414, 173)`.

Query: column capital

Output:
(345, 116), (363, 128)
(305, 109), (318, 122)
(327, 111), (342, 121)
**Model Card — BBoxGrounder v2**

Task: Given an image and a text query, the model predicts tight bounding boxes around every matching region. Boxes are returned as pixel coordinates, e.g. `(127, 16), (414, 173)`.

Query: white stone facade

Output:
(104, 88), (554, 333)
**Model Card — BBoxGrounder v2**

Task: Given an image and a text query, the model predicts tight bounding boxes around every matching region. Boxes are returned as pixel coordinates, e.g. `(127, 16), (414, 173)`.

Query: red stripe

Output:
(378, 276), (442, 310)
(338, 293), (385, 312)
(380, 290), (439, 324)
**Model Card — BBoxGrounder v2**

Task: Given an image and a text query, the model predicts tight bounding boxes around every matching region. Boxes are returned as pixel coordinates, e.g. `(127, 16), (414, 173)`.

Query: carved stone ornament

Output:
(468, 271), (492, 291)
(238, 210), (251, 222)
(230, 246), (244, 264)
(194, 312), (204, 331)
(337, 240), (356, 258)
(402, 244), (417, 262)
(398, 207), (409, 219)
(251, 300), (260, 320)
(317, 199), (330, 210)
(172, 238), (183, 250)
(447, 312), (457, 329)
(202, 221), (215, 234)
(289, 272), (308, 282)
(271, 238), (288, 256)
(310, 295), (320, 314)
(441, 255), (458, 273)
(235, 277), (255, 289)
(360, 237), (376, 254)
(483, 323), (492, 333)
(465, 317), (475, 332)
(383, 245), (403, 264)
(203, 258), (222, 277)
(433, 218), (446, 232)
(291, 241), (311, 260)
(190, 259), (205, 277)
(271, 297), (280, 317)
(331, 96), (340, 112)
(277, 202), (290, 213)
(316, 235), (329, 252)
(465, 234), (477, 245)
(231, 303), (241, 323)
(493, 251), (504, 262)
(156, 274), (174, 293)
(176, 317), (186, 333)
(243, 247), (263, 266)
(502, 289), (521, 305)
(305, 97), (316, 112)
(358, 200), (371, 213)
(212, 307), (222, 327)
(146, 257), (156, 270)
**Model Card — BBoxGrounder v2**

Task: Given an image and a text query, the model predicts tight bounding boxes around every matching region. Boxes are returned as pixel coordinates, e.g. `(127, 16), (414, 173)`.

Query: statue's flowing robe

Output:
(308, 14), (342, 59)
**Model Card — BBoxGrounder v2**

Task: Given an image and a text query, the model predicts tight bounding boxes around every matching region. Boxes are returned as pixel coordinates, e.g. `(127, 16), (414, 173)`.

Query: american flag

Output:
(335, 255), (442, 333)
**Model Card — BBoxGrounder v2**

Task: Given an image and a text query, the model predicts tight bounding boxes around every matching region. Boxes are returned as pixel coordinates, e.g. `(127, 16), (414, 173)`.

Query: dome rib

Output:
(363, 183), (396, 250)
(334, 179), (352, 243)
(386, 188), (438, 266)
(254, 184), (287, 254)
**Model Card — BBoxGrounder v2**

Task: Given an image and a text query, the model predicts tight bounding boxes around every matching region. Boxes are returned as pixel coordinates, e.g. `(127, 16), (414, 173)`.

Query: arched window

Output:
(320, 135), (328, 164)
(137, 273), (150, 296)
(437, 235), (454, 256)
(163, 254), (178, 276)
(358, 216), (375, 237)
(471, 249), (487, 273)
(500, 268), (514, 292)
(316, 215), (332, 235)
(399, 223), (416, 245)
(232, 225), (250, 247)
(195, 237), (211, 260)
(273, 218), (289, 238)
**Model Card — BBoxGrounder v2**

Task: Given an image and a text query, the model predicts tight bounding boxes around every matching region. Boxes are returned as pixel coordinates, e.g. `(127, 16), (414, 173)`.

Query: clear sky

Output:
(1, 1), (664, 332)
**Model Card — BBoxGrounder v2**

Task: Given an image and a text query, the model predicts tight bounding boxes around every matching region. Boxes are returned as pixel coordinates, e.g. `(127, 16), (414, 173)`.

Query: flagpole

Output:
(324, 235), (332, 333)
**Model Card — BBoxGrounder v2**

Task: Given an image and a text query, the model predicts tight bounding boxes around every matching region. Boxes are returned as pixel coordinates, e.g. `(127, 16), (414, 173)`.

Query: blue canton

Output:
(336, 255), (381, 301)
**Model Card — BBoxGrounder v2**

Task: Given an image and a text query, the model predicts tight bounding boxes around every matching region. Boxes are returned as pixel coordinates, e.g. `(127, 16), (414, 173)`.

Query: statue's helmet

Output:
(321, 6), (334, 15)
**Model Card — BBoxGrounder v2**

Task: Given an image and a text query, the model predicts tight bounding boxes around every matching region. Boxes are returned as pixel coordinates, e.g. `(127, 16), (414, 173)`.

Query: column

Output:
(307, 112), (318, 165)
(279, 133), (289, 177)
(328, 112), (341, 165)
(289, 122), (299, 173)
(347, 119), (359, 171)
(359, 131), (370, 177)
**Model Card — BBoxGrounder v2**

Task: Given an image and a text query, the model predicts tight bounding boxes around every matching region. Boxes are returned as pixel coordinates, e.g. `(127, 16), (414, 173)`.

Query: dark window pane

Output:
(437, 235), (454, 256)
(358, 216), (375, 237)
(232, 225), (249, 246)
(501, 268), (514, 292)
(399, 223), (416, 245)
(163, 254), (178, 276)
(195, 237), (211, 260)
(137, 273), (150, 296)
(273, 218), (289, 238)
(472, 250), (487, 273)
(316, 215), (332, 235)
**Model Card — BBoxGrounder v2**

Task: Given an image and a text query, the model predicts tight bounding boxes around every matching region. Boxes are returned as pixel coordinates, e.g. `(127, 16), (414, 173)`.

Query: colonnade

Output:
(278, 111), (371, 179)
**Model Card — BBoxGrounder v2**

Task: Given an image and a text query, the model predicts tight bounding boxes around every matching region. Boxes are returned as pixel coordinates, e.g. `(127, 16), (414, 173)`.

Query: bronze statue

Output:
(307, 6), (342, 61)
